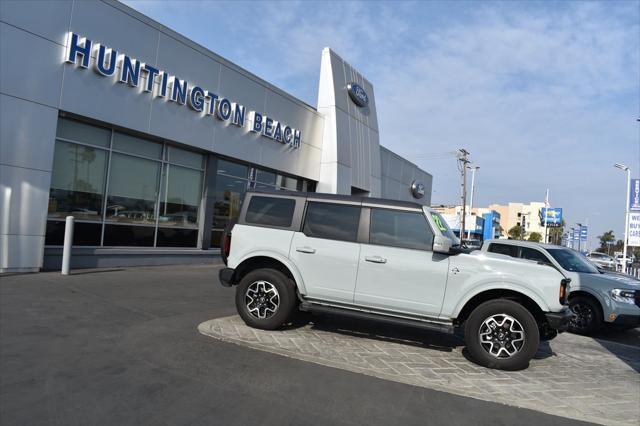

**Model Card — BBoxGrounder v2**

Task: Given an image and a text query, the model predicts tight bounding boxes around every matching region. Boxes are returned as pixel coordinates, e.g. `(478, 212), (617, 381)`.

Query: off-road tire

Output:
(464, 299), (540, 371)
(236, 268), (296, 330)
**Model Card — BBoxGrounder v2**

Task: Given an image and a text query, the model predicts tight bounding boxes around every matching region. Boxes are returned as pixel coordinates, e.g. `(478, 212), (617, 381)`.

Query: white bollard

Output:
(61, 215), (74, 275)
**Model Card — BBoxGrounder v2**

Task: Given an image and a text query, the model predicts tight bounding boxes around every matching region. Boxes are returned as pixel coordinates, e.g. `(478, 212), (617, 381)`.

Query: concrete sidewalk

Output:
(0, 265), (606, 426)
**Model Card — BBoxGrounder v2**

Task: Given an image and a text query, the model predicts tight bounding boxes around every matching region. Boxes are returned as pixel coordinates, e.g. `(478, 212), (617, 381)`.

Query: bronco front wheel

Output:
(464, 299), (540, 371)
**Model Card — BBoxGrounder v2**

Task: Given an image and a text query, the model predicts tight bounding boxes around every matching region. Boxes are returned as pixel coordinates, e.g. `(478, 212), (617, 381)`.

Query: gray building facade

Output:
(0, 0), (432, 272)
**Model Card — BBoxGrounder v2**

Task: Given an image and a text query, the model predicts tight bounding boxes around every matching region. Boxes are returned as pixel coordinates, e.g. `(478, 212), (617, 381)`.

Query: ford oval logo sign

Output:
(347, 83), (369, 108)
(411, 180), (425, 199)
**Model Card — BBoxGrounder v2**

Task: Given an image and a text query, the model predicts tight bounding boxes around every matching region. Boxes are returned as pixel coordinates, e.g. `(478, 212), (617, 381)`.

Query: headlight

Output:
(611, 289), (636, 304)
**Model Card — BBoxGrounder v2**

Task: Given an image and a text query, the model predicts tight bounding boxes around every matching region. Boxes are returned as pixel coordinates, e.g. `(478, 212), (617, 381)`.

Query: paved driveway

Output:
(0, 264), (633, 426)
(200, 315), (639, 425)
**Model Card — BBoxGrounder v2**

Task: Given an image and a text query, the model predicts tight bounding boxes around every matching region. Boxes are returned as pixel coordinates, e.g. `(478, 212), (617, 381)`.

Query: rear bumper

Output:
(218, 267), (235, 287)
(545, 308), (572, 332)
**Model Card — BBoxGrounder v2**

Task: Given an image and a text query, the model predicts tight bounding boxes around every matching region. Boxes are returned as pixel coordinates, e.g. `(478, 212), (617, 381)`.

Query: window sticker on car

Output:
(432, 213), (447, 232)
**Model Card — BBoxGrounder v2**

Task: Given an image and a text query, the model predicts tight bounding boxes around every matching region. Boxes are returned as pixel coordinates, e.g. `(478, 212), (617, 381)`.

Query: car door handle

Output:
(365, 256), (387, 264)
(296, 246), (316, 254)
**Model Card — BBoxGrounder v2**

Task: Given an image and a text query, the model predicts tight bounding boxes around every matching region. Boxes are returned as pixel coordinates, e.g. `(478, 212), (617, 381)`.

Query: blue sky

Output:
(124, 0), (639, 248)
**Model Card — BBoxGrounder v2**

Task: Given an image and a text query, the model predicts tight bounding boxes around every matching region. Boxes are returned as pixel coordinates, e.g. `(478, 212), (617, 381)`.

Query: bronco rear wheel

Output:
(464, 299), (540, 371)
(236, 268), (296, 330)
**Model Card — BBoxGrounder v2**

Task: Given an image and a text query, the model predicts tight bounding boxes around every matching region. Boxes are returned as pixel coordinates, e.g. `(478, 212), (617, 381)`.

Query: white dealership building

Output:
(0, 0), (432, 272)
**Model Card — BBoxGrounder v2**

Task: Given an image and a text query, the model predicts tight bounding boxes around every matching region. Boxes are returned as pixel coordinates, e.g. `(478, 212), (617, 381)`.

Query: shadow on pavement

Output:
(593, 328), (640, 373)
(68, 268), (127, 275)
(286, 312), (464, 352)
(284, 312), (564, 360)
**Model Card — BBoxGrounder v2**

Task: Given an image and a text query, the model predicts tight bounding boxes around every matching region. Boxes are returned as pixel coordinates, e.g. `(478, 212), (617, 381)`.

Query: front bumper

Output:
(219, 267), (235, 287)
(612, 314), (640, 327)
(545, 308), (572, 332)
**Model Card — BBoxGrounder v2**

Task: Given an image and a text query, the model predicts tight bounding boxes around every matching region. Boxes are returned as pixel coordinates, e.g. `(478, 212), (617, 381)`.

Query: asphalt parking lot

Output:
(1, 263), (638, 426)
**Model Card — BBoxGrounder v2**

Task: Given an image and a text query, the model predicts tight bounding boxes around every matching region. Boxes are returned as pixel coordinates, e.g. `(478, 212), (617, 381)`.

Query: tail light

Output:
(222, 232), (231, 265)
(559, 278), (570, 305)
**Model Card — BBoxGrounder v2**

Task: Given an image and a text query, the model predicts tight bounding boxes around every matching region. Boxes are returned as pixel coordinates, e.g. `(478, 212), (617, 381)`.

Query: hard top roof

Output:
(246, 189), (427, 210)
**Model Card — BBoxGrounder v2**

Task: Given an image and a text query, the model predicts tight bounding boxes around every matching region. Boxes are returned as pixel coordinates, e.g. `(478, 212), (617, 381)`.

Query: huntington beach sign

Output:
(64, 32), (301, 149)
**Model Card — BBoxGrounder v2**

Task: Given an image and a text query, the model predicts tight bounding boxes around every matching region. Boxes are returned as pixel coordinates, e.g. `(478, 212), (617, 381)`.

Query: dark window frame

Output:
(245, 196), (297, 228)
(487, 243), (519, 258)
(366, 207), (435, 251)
(301, 201), (362, 243)
(487, 243), (555, 266)
(519, 247), (553, 265)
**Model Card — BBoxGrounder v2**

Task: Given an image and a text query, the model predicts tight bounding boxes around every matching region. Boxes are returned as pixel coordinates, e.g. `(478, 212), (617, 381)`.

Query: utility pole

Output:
(543, 189), (549, 244)
(458, 149), (470, 243)
(467, 166), (479, 240)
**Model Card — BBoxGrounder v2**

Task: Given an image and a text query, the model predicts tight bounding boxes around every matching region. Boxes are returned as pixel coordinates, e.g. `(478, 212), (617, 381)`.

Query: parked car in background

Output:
(481, 240), (640, 334)
(586, 252), (616, 270)
(615, 254), (634, 270)
(219, 191), (572, 370)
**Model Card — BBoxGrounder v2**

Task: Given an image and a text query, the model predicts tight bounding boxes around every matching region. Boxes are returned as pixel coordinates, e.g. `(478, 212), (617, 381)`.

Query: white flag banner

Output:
(628, 212), (640, 247)
(544, 189), (550, 209)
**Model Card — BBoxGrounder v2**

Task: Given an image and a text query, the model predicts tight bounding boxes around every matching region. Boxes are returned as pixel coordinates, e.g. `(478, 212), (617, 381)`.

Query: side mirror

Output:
(433, 235), (452, 254)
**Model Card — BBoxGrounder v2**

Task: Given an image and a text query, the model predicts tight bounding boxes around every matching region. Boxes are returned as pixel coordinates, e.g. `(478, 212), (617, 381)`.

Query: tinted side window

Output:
(488, 243), (518, 258)
(303, 202), (360, 242)
(370, 209), (434, 250)
(521, 247), (551, 264)
(245, 196), (296, 227)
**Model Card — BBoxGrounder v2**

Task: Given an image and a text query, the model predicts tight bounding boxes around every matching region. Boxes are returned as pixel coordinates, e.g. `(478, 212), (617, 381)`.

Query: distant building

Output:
(486, 202), (547, 239)
(431, 205), (501, 241)
(432, 202), (551, 241)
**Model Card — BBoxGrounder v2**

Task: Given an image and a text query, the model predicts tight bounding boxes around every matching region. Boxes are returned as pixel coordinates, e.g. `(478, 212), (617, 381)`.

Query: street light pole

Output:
(615, 163), (631, 273)
(467, 166), (479, 240)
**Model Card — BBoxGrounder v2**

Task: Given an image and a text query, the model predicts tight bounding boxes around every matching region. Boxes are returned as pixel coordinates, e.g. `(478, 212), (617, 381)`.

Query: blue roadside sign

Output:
(630, 179), (640, 211)
(540, 208), (563, 226)
(580, 226), (588, 242)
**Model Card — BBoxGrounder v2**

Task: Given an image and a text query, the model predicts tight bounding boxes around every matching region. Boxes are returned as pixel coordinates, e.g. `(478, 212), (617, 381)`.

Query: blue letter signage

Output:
(64, 32), (301, 149)
(630, 179), (640, 212)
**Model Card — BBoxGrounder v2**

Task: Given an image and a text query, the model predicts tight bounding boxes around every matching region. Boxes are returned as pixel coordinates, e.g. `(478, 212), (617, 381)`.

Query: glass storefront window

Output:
(251, 182), (276, 191)
(47, 117), (312, 249)
(158, 164), (202, 228)
(56, 117), (111, 147)
(48, 140), (107, 221)
(45, 221), (102, 246)
(106, 153), (160, 225)
(213, 174), (247, 230)
(157, 228), (198, 247)
(168, 146), (204, 169)
(276, 175), (299, 190)
(254, 169), (276, 185)
(103, 224), (155, 247)
(217, 159), (249, 178)
(113, 132), (162, 159)
(209, 159), (312, 247)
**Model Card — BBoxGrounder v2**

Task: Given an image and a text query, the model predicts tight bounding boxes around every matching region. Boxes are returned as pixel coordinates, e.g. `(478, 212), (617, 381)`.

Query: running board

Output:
(299, 302), (454, 334)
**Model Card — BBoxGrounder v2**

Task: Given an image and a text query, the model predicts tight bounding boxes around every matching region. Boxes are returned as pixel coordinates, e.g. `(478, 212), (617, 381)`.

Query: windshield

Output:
(547, 248), (599, 274)
(430, 212), (460, 246)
